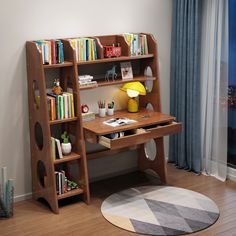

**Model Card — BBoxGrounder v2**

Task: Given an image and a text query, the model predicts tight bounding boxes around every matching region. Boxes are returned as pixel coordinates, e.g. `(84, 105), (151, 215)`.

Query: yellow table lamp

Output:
(120, 82), (146, 112)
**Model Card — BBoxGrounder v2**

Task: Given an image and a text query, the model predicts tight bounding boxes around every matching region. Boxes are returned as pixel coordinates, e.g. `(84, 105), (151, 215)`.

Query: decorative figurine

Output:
(52, 79), (63, 95)
(105, 65), (117, 81)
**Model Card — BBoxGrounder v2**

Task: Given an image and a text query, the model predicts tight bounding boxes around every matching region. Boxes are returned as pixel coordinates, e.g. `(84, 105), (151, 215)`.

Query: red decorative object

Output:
(104, 45), (121, 58)
(81, 104), (89, 113)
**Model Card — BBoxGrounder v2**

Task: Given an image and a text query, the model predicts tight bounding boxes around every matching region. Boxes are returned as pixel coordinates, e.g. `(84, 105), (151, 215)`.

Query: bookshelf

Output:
(26, 40), (90, 214)
(26, 33), (181, 213)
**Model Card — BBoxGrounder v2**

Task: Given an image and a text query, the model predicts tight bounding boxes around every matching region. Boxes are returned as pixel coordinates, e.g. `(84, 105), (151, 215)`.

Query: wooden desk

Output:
(83, 109), (181, 183)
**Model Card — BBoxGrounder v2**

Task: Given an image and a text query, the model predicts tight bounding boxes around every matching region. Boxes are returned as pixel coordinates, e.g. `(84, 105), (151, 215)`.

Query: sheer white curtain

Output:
(201, 0), (228, 181)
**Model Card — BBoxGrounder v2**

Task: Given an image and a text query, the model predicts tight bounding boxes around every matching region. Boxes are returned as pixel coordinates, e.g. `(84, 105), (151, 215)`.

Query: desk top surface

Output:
(83, 109), (175, 135)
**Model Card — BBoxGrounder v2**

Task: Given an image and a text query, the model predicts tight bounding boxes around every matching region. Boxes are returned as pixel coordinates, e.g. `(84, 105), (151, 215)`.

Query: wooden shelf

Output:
(77, 54), (154, 65)
(26, 39), (90, 213)
(43, 61), (73, 69)
(54, 152), (81, 165)
(79, 76), (156, 90)
(57, 188), (84, 200)
(49, 117), (78, 125)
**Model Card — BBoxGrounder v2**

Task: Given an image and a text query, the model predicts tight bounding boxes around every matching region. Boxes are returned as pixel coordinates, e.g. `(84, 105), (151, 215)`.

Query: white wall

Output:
(0, 0), (172, 200)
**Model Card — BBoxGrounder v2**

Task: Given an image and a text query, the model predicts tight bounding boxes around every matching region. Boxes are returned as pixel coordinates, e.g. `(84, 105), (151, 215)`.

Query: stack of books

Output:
(70, 38), (97, 61)
(46, 92), (75, 121)
(35, 39), (64, 65)
(123, 33), (149, 56)
(82, 112), (95, 122)
(78, 75), (97, 87)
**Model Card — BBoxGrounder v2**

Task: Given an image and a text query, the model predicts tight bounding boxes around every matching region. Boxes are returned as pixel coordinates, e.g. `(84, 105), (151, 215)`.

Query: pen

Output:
(98, 100), (106, 108)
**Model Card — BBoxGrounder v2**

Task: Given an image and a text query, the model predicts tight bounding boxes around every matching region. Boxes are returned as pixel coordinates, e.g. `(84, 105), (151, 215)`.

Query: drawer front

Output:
(99, 129), (151, 150)
(146, 121), (182, 138)
(98, 122), (182, 150)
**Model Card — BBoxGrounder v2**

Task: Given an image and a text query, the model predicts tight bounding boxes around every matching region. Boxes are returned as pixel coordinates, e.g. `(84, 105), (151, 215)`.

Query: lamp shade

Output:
(120, 82), (146, 96)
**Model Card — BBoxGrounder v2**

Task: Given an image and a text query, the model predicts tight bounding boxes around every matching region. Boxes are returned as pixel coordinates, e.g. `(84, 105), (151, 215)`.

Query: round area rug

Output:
(101, 186), (219, 235)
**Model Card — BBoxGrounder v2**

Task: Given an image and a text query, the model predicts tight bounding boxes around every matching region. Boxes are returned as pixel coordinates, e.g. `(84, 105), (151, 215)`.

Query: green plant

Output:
(67, 180), (78, 190)
(61, 131), (69, 143)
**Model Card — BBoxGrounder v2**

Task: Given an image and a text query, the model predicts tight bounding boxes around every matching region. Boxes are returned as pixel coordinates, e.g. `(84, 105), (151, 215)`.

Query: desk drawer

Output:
(146, 121), (182, 138)
(98, 122), (182, 150)
(99, 128), (151, 149)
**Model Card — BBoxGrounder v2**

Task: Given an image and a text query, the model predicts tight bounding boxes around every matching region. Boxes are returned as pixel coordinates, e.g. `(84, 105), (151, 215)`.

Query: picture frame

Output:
(120, 62), (133, 80)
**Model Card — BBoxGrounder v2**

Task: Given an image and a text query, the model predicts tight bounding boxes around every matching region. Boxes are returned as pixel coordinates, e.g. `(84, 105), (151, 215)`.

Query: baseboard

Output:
(14, 192), (32, 202)
(227, 166), (236, 181)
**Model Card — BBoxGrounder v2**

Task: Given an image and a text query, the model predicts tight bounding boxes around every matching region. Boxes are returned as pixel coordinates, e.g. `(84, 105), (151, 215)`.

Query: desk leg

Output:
(138, 137), (167, 183)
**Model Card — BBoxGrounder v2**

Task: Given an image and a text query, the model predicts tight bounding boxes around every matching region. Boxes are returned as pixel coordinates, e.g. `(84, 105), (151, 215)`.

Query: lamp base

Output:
(128, 98), (138, 112)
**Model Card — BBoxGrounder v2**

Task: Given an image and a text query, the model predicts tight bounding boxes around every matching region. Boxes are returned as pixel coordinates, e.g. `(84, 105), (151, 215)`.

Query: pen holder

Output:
(107, 108), (114, 116)
(99, 108), (106, 117)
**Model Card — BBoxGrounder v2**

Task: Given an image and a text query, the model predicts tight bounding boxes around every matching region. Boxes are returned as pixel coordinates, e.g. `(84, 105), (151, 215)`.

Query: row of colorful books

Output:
(123, 33), (149, 56)
(69, 38), (97, 62)
(55, 170), (79, 195)
(47, 92), (74, 121)
(35, 40), (64, 65)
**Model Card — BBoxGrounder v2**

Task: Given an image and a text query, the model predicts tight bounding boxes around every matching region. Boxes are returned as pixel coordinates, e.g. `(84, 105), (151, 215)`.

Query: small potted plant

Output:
(61, 131), (72, 155)
(107, 101), (114, 116)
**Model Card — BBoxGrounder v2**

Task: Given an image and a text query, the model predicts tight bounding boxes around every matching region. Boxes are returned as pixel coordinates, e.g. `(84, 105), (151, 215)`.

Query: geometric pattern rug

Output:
(101, 186), (219, 235)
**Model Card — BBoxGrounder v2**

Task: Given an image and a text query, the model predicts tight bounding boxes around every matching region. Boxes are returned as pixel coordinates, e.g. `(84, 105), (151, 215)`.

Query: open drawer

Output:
(98, 121), (182, 150)
(98, 128), (151, 149)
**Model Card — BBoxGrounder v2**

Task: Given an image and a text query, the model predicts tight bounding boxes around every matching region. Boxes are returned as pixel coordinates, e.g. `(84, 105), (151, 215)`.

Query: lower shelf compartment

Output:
(57, 188), (84, 200)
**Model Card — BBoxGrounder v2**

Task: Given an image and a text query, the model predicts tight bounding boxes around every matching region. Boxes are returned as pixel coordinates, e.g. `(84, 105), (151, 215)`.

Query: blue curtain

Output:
(229, 0), (236, 86)
(228, 0), (236, 166)
(169, 0), (202, 173)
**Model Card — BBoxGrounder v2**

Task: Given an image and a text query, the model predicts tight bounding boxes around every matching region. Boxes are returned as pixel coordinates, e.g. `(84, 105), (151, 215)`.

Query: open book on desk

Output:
(103, 117), (137, 127)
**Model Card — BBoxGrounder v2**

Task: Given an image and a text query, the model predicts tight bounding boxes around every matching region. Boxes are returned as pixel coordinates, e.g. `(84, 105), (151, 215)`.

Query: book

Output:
(51, 40), (56, 64)
(70, 93), (75, 117)
(103, 117), (137, 127)
(120, 62), (133, 80)
(55, 138), (63, 159)
(82, 112), (95, 121)
(51, 137), (56, 160)
(63, 94), (69, 119)
(47, 96), (56, 120)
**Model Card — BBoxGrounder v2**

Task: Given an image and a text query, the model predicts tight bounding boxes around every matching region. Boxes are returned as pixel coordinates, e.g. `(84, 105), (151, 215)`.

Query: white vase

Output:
(99, 108), (106, 117)
(61, 143), (72, 155)
(107, 108), (114, 116)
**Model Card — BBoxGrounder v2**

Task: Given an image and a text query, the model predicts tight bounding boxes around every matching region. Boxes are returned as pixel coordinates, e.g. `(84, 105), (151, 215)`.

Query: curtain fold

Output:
(200, 0), (228, 181)
(169, 0), (202, 173)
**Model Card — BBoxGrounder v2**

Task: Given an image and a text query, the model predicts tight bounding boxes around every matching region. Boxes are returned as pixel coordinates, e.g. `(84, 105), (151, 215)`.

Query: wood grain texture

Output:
(83, 109), (177, 136)
(1, 164), (235, 236)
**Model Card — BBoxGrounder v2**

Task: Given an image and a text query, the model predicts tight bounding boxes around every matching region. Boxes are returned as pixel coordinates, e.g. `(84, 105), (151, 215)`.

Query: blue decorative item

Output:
(105, 65), (117, 81)
(0, 167), (14, 218)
